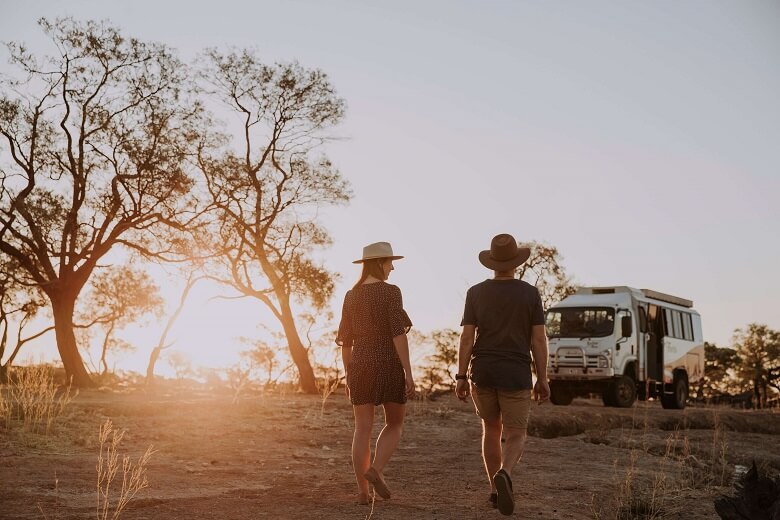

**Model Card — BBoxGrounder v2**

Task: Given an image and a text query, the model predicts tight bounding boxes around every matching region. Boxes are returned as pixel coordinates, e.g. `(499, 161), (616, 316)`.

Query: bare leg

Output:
(352, 404), (374, 497)
(371, 402), (406, 474)
(500, 425), (527, 475)
(481, 416), (503, 491)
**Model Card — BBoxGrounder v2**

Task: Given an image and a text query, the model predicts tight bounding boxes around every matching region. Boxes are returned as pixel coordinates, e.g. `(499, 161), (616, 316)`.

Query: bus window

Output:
(664, 309), (673, 337)
(681, 313), (693, 340)
(672, 311), (682, 339)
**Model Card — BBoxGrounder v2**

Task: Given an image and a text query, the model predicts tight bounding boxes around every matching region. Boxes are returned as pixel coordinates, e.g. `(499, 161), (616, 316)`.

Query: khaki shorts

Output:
(470, 383), (532, 430)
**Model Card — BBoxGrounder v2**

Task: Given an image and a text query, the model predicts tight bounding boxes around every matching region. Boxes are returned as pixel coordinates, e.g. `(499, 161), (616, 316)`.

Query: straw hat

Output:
(478, 234), (531, 271)
(353, 242), (404, 264)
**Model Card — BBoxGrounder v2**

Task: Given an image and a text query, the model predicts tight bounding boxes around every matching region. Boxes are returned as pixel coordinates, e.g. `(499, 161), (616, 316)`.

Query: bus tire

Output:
(661, 374), (688, 410)
(610, 376), (637, 408)
(550, 384), (574, 406)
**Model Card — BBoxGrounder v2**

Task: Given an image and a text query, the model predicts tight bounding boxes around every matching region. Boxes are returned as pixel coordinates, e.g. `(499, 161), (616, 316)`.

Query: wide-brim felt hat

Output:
(478, 233), (531, 271)
(353, 241), (404, 264)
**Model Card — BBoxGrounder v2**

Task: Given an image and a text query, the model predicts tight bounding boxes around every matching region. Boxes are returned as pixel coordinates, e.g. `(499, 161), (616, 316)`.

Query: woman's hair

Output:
(353, 258), (387, 288)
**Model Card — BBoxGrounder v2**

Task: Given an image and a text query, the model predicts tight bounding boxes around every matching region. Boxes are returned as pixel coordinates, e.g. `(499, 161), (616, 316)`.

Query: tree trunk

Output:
(146, 274), (200, 387)
(51, 294), (94, 388)
(146, 346), (163, 386)
(754, 377), (761, 410)
(278, 300), (318, 394)
(100, 322), (116, 376)
(761, 381), (768, 409)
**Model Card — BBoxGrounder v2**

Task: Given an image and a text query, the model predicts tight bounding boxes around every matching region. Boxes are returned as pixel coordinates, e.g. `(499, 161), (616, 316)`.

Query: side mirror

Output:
(621, 316), (633, 338)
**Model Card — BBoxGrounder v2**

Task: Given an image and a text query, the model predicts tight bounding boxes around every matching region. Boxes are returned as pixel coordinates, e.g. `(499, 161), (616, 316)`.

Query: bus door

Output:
(646, 304), (664, 381)
(637, 304), (648, 380)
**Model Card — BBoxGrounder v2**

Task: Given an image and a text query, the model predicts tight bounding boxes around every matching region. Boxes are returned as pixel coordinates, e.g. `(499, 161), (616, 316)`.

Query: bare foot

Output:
(357, 492), (369, 505)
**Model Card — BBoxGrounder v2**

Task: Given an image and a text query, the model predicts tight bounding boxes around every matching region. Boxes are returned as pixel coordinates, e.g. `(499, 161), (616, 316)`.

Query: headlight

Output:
(598, 356), (609, 368)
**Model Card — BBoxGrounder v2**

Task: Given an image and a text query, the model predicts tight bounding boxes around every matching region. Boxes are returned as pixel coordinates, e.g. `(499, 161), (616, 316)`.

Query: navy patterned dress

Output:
(336, 282), (413, 405)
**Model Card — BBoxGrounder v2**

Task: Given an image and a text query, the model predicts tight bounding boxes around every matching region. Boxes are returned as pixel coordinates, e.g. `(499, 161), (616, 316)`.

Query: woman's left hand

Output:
(405, 374), (416, 399)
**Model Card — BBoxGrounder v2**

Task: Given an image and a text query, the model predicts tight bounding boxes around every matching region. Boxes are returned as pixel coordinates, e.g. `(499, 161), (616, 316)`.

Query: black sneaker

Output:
(489, 492), (498, 509)
(493, 469), (514, 516)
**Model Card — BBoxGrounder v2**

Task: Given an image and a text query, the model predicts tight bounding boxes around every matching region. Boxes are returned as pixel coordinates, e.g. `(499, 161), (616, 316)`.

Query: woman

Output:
(336, 241), (415, 505)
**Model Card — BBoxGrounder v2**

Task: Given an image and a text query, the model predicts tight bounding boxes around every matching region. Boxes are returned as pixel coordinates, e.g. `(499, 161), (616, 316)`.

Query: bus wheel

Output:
(610, 376), (637, 408)
(661, 374), (688, 410)
(550, 384), (574, 406)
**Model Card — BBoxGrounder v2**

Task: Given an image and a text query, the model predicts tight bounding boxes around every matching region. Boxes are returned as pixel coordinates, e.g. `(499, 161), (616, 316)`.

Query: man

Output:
(456, 233), (551, 516)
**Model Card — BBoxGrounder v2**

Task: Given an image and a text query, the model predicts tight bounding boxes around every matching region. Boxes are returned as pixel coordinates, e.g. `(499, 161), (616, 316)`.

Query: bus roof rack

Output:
(640, 289), (693, 308)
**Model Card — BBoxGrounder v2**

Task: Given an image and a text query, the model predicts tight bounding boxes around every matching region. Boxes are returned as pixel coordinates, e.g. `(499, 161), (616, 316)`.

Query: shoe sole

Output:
(494, 471), (514, 516)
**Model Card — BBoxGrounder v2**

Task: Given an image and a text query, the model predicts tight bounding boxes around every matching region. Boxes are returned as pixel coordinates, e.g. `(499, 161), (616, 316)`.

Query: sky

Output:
(1, 1), (779, 374)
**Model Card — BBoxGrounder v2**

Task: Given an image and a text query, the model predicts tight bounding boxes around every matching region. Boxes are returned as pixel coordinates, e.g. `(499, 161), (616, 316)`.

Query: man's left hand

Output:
(534, 379), (550, 404)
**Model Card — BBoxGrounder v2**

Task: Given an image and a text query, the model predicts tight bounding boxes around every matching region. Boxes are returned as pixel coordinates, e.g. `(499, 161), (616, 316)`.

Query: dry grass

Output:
(35, 418), (155, 519)
(37, 473), (61, 520)
(409, 391), (429, 416)
(592, 412), (733, 519)
(408, 392), (455, 419)
(318, 376), (342, 419)
(96, 418), (155, 520)
(0, 387), (11, 427)
(584, 426), (612, 446)
(5, 365), (76, 435)
(615, 446), (672, 520)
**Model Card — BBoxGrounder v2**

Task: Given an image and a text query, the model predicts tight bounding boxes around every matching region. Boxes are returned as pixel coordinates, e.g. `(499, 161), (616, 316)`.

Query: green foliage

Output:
(732, 323), (780, 408)
(82, 266), (165, 326)
(0, 256), (51, 375)
(418, 329), (459, 393)
(517, 241), (577, 309)
(238, 337), (279, 385)
(196, 48), (350, 311)
(703, 342), (741, 396)
(77, 265), (164, 374)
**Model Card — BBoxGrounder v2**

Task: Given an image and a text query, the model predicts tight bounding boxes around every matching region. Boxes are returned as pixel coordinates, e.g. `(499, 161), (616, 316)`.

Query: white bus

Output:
(546, 286), (704, 409)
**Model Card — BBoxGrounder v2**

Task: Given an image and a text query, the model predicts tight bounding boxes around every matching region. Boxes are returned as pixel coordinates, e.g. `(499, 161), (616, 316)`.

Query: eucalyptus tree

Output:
(0, 19), (202, 386)
(146, 269), (204, 386)
(733, 323), (780, 409)
(196, 49), (351, 393)
(77, 265), (164, 375)
(517, 241), (577, 309)
(0, 255), (52, 383)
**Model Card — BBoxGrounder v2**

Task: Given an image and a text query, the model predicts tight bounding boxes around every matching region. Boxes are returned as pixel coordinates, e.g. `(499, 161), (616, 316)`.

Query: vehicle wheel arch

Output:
(622, 359), (639, 381)
(618, 356), (638, 380)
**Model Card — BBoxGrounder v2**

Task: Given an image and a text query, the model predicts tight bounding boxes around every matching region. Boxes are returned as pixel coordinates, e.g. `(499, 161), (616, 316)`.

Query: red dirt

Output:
(2, 388), (780, 519)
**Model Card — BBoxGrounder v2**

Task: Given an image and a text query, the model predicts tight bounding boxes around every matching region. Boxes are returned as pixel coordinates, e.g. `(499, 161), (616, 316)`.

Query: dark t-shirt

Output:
(460, 279), (545, 390)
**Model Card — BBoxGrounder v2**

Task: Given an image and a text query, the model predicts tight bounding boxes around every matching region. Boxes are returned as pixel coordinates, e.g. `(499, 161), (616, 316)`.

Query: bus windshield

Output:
(546, 307), (615, 339)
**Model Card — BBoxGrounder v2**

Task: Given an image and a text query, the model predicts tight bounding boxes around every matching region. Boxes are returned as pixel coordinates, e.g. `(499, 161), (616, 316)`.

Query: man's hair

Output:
(354, 258), (386, 288)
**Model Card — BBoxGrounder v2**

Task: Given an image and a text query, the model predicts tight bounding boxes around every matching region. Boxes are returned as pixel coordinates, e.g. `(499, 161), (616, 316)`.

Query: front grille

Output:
(550, 347), (601, 368)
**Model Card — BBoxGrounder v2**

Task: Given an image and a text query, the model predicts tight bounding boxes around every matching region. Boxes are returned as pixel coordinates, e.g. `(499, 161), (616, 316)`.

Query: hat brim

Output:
(352, 255), (404, 264)
(478, 248), (531, 271)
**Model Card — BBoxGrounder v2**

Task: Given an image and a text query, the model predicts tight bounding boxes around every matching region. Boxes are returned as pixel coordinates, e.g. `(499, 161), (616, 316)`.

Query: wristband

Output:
(455, 374), (468, 381)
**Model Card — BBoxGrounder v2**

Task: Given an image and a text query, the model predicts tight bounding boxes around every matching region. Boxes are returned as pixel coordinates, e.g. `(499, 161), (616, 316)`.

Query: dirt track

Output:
(2, 388), (780, 519)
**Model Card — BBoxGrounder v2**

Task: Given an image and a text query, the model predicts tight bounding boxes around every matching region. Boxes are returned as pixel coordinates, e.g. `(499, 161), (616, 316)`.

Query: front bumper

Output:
(549, 366), (615, 380)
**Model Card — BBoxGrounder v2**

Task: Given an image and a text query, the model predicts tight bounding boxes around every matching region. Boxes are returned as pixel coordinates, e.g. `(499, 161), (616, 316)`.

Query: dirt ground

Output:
(2, 387), (780, 520)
